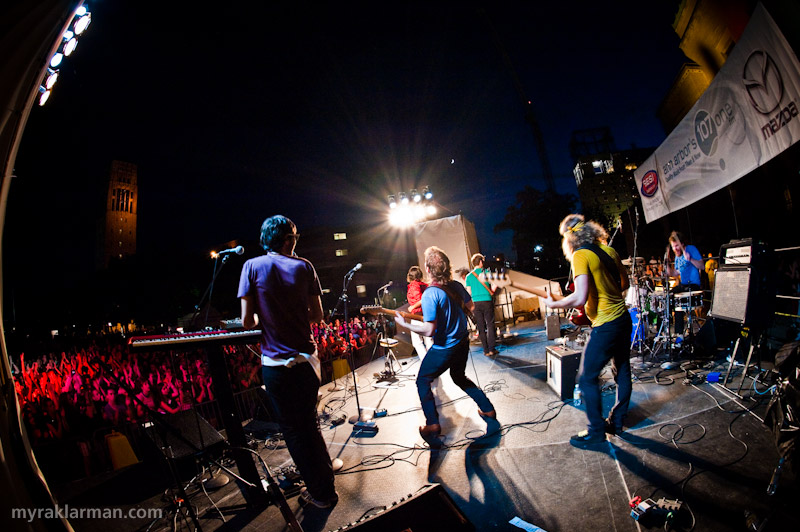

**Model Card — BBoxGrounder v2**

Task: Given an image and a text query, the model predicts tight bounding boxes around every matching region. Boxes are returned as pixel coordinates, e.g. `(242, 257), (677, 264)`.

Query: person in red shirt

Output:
(406, 265), (433, 358)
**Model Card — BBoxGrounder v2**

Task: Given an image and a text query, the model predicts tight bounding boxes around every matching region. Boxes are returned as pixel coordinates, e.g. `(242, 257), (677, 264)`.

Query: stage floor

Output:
(57, 320), (799, 532)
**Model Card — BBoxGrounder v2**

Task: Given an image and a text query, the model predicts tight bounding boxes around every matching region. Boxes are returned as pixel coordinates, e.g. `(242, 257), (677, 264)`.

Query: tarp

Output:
(634, 3), (800, 222)
(413, 214), (481, 278)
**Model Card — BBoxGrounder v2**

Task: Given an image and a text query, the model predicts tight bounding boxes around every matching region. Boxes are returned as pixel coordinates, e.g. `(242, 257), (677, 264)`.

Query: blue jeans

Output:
(578, 313), (633, 435)
(261, 363), (336, 501)
(417, 336), (494, 425)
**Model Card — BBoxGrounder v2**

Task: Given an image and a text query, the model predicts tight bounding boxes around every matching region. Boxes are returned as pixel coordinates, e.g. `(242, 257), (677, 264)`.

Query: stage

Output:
(54, 320), (798, 532)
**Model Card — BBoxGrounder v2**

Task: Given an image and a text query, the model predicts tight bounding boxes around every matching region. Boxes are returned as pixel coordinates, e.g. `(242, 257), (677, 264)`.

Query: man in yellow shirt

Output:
(544, 214), (632, 447)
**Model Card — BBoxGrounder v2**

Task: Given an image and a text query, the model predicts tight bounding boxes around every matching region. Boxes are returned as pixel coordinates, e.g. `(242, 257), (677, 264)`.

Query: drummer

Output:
(664, 231), (703, 335)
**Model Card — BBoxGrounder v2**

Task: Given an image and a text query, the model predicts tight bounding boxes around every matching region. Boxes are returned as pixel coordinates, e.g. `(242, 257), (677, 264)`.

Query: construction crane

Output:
(481, 9), (556, 192)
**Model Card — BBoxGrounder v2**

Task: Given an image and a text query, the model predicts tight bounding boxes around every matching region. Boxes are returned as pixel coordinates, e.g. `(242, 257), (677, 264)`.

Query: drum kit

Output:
(622, 257), (705, 360)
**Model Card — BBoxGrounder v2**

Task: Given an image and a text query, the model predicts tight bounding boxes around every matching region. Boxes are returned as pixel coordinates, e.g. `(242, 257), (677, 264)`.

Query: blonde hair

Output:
(424, 246), (452, 284)
(559, 213), (608, 259)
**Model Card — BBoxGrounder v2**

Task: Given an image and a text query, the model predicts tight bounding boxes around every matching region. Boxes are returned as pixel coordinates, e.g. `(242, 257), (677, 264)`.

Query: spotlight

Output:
(423, 186), (433, 200)
(73, 12), (91, 35)
(411, 189), (422, 203)
(63, 36), (78, 56)
(388, 195), (397, 209)
(426, 204), (436, 216)
(38, 86), (51, 106)
(50, 52), (63, 68)
(44, 68), (58, 90)
(399, 192), (409, 205)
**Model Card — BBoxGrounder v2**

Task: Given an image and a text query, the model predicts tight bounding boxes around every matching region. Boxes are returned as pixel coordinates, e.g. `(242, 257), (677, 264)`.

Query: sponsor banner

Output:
(634, 3), (800, 222)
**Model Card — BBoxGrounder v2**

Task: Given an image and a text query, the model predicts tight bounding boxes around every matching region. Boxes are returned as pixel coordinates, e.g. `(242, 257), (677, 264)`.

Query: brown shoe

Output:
(478, 409), (496, 419)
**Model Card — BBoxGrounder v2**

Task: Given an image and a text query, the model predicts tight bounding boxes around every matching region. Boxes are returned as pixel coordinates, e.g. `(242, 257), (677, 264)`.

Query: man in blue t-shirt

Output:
(465, 253), (498, 356)
(665, 231), (704, 336)
(394, 246), (496, 446)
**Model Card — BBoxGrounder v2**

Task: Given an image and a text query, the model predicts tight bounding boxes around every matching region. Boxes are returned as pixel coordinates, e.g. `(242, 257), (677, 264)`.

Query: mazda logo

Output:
(743, 50), (784, 114)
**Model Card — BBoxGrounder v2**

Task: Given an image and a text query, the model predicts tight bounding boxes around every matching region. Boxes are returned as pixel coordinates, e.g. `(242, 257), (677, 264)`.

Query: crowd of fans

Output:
(11, 315), (381, 447)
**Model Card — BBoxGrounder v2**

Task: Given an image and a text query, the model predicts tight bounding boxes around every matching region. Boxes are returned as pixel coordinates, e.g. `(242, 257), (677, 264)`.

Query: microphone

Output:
(378, 281), (393, 292)
(346, 263), (363, 275)
(218, 246), (244, 256)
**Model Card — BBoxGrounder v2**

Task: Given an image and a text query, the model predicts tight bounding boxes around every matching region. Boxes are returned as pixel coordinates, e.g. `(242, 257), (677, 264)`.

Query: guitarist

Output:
(543, 214), (632, 448)
(394, 246), (497, 445)
(466, 253), (499, 357)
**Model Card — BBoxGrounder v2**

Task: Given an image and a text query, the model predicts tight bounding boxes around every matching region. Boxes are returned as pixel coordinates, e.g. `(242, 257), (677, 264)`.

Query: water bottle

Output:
(573, 384), (582, 406)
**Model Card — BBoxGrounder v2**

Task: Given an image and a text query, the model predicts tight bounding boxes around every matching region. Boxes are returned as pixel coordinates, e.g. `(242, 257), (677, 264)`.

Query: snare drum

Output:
(673, 290), (703, 311)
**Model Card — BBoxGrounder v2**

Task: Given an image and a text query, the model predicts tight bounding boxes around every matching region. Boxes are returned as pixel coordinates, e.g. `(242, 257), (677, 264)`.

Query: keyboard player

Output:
(237, 214), (338, 509)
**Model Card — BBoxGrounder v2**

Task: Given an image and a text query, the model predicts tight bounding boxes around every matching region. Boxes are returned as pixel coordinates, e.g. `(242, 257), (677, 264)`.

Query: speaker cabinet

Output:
(334, 483), (474, 532)
(710, 239), (776, 327)
(546, 345), (581, 400)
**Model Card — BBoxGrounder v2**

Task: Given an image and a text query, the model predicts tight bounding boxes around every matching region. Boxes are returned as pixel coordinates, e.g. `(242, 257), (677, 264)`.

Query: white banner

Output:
(634, 3), (800, 222)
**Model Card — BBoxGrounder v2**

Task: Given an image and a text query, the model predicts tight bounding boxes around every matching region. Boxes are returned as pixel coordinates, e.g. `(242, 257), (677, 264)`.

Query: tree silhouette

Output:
(495, 186), (578, 279)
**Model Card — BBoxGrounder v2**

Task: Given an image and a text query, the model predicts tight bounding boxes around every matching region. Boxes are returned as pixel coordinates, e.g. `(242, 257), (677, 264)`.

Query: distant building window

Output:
(356, 285), (366, 297)
(336, 249), (348, 256)
(333, 233), (347, 240)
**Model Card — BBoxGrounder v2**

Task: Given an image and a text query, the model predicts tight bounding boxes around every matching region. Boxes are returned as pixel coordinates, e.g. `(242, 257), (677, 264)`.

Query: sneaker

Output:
(299, 488), (338, 509)
(419, 424), (443, 448)
(570, 429), (606, 447)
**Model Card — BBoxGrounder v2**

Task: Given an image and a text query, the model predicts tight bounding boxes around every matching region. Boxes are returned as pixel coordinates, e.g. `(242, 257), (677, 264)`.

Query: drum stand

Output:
(629, 277), (650, 356)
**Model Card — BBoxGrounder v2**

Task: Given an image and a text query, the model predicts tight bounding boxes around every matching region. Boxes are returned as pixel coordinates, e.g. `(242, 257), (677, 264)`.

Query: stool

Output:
(379, 337), (399, 376)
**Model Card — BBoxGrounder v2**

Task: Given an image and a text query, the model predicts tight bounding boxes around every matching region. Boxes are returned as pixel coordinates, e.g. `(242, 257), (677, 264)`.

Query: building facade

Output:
(98, 160), (137, 269)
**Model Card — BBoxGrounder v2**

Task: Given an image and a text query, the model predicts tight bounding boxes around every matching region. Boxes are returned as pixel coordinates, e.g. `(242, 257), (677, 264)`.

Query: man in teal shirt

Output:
(465, 253), (497, 356)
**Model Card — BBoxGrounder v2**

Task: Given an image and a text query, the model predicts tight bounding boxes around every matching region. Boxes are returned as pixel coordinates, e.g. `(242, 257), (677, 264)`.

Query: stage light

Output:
(423, 186), (433, 200)
(399, 192), (409, 205)
(50, 52), (63, 68)
(411, 189), (422, 202)
(38, 86), (51, 106)
(534, 244), (543, 252)
(63, 36), (78, 56)
(426, 204), (436, 215)
(388, 195), (397, 209)
(74, 12), (91, 35)
(44, 68), (58, 90)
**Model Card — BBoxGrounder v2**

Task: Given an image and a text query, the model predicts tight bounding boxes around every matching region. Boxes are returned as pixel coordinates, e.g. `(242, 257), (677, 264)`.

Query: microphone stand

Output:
(332, 268), (378, 434)
(190, 254), (231, 330)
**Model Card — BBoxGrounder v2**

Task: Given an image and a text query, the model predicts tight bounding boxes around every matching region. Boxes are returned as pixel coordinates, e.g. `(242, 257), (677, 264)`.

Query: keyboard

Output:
(128, 329), (261, 350)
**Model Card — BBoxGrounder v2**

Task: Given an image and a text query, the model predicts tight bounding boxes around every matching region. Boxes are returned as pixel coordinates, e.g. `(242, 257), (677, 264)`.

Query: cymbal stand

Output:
(629, 276), (649, 356)
(650, 269), (673, 363)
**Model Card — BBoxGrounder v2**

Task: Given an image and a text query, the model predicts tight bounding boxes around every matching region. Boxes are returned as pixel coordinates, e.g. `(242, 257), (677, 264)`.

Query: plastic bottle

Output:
(573, 384), (582, 406)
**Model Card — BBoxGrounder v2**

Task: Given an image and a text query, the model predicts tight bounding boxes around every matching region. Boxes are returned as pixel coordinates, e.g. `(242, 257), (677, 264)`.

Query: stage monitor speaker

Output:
(145, 409), (225, 460)
(545, 345), (581, 401)
(334, 483), (474, 532)
(709, 239), (775, 327)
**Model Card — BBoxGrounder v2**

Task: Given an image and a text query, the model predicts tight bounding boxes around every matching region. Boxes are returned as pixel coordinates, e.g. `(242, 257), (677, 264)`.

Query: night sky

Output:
(4, 1), (689, 328)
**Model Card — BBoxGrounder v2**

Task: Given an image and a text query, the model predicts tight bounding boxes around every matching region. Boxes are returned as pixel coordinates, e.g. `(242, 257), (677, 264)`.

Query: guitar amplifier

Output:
(545, 345), (581, 400)
(709, 239), (775, 326)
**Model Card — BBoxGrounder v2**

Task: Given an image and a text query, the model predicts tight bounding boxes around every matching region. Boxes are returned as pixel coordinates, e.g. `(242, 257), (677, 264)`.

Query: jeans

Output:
(416, 336), (494, 425)
(261, 363), (335, 501)
(578, 312), (633, 435)
(473, 300), (497, 354)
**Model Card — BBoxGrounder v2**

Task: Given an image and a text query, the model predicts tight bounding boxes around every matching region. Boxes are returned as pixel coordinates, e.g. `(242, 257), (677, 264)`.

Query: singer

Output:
(394, 247), (496, 446)
(238, 215), (337, 509)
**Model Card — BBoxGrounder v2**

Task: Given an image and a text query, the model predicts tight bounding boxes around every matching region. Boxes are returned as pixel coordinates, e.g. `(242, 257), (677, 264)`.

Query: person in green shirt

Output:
(465, 253), (498, 357)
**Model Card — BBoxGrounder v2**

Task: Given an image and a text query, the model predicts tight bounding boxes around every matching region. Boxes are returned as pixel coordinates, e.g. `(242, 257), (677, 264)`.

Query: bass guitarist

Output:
(542, 214), (632, 448)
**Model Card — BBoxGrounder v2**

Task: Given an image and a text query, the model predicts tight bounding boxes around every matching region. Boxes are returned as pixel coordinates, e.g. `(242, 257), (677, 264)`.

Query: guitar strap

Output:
(575, 243), (622, 290)
(432, 282), (475, 323)
(470, 269), (495, 296)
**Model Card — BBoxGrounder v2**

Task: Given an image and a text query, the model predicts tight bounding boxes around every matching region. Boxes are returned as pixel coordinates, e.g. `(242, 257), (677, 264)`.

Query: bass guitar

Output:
(481, 270), (591, 327)
(360, 305), (425, 322)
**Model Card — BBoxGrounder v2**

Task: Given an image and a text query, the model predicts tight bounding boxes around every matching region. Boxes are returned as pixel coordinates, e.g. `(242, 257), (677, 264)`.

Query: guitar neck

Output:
(505, 280), (564, 301)
(360, 306), (425, 321)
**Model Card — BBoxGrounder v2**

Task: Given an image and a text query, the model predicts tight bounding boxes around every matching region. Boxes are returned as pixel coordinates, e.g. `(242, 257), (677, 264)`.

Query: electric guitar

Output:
(480, 270), (591, 327)
(360, 306), (425, 322)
